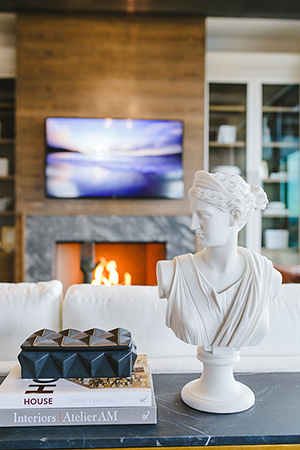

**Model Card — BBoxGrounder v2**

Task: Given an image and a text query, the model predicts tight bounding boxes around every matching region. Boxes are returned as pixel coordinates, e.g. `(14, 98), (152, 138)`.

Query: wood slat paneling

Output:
(16, 13), (205, 217)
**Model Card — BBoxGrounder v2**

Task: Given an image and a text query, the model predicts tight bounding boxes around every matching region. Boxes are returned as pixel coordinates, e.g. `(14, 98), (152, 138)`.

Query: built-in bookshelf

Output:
(0, 78), (15, 282)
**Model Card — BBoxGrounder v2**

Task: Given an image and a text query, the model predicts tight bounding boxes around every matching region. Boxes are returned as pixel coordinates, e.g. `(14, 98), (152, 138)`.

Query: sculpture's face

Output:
(190, 196), (233, 247)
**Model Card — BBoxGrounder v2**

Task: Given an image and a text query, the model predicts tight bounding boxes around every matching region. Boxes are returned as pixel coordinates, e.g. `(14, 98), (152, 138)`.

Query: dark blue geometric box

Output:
(18, 328), (137, 379)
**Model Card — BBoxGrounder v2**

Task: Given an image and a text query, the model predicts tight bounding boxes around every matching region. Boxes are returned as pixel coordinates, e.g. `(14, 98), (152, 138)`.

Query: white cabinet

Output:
(206, 52), (300, 264)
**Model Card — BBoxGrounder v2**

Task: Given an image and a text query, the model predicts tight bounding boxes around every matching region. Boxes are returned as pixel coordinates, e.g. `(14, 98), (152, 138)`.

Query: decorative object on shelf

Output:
(217, 125), (237, 144)
(259, 160), (269, 180)
(211, 165), (241, 175)
(269, 171), (288, 181)
(0, 196), (11, 211)
(263, 201), (288, 216)
(282, 117), (299, 143)
(157, 170), (282, 414)
(265, 229), (289, 250)
(18, 327), (137, 379)
(0, 225), (15, 253)
(0, 158), (8, 176)
(266, 201), (286, 209)
(262, 117), (272, 143)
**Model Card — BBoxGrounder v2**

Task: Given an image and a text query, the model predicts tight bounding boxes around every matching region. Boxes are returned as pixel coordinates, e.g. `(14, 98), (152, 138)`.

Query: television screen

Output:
(45, 117), (184, 199)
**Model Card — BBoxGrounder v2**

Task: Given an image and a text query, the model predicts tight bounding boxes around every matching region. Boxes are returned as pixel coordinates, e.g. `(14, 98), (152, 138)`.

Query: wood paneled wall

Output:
(16, 13), (205, 216)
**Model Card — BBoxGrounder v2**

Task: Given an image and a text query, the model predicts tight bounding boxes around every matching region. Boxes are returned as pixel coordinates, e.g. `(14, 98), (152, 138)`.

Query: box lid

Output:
(20, 327), (135, 352)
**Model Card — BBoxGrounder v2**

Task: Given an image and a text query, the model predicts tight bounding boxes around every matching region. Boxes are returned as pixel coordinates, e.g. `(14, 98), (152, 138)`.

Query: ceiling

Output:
(1, 3), (300, 55)
(2, 12), (300, 55)
(1, 0), (300, 19)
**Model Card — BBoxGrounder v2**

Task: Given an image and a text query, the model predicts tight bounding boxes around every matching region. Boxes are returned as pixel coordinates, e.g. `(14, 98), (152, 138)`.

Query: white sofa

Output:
(1, 281), (300, 375)
(0, 280), (63, 375)
(62, 283), (300, 374)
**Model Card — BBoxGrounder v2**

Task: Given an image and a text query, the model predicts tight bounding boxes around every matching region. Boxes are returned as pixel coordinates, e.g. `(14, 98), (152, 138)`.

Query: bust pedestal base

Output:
(181, 347), (255, 414)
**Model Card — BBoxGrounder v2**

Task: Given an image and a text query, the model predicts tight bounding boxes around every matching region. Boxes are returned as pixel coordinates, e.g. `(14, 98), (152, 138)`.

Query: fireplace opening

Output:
(54, 241), (166, 292)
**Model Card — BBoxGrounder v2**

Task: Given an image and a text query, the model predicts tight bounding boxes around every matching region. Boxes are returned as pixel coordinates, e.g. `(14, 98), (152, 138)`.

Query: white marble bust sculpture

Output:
(157, 171), (282, 413)
(157, 170), (282, 354)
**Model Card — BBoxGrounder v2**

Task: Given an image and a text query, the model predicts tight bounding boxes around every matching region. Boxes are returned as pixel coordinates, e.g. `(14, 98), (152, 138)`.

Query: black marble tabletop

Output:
(0, 372), (300, 449)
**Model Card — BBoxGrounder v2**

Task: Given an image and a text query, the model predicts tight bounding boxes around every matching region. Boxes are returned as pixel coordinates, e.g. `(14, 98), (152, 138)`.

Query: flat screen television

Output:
(45, 117), (184, 199)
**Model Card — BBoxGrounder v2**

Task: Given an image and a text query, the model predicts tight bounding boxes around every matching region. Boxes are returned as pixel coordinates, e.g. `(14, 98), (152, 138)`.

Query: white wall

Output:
(206, 18), (300, 53)
(1, 15), (300, 78)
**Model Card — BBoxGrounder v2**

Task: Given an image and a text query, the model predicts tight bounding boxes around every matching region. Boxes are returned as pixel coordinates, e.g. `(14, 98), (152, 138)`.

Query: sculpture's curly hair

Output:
(188, 172), (268, 230)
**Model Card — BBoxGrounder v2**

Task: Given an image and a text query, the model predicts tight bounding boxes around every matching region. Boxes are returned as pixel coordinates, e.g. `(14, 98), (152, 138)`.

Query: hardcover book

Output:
(0, 395), (157, 427)
(0, 355), (152, 409)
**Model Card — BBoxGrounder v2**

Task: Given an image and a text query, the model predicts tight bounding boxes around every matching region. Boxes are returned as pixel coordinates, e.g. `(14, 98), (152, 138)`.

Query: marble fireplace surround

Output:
(25, 215), (195, 283)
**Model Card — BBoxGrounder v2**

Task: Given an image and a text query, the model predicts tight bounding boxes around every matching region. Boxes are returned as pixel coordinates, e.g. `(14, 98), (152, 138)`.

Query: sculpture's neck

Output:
(197, 238), (244, 294)
(204, 236), (238, 271)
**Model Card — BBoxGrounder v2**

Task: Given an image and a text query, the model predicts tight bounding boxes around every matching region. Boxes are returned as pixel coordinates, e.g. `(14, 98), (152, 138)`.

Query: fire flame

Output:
(91, 257), (131, 286)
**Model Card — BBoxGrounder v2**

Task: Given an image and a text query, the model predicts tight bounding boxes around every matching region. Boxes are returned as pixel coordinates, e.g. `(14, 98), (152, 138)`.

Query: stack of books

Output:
(0, 354), (157, 426)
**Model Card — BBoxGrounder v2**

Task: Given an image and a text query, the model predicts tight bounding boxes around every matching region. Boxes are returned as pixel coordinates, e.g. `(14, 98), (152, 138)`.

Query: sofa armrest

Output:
(0, 280), (63, 371)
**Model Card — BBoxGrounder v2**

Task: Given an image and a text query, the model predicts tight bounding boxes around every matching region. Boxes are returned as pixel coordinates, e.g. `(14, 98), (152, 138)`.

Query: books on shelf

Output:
(0, 354), (157, 426)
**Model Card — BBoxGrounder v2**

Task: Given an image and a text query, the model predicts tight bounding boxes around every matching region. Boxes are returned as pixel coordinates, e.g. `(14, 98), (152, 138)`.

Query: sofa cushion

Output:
(62, 283), (300, 373)
(240, 283), (300, 360)
(0, 280), (63, 374)
(62, 284), (196, 364)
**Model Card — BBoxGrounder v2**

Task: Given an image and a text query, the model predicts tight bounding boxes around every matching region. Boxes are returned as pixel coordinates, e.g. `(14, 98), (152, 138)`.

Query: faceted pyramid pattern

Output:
(21, 327), (133, 349)
(18, 328), (137, 379)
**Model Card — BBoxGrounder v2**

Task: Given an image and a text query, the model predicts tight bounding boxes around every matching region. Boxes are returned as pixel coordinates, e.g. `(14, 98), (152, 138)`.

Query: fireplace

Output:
(25, 215), (194, 290)
(54, 241), (166, 290)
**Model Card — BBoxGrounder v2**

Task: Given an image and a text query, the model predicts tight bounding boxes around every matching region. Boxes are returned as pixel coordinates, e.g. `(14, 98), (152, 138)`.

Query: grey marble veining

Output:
(25, 215), (194, 282)
(0, 372), (300, 449)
